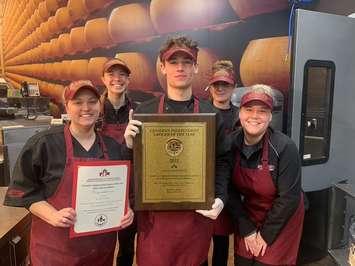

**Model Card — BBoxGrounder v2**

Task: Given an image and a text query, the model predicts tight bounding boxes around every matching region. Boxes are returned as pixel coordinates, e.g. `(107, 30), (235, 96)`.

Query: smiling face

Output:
(210, 81), (234, 106)
(101, 65), (130, 97)
(160, 52), (198, 91)
(66, 88), (100, 129)
(239, 101), (272, 144)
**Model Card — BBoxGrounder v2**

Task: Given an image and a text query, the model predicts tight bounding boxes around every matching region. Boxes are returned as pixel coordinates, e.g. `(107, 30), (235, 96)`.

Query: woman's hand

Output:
(255, 232), (268, 256)
(244, 232), (260, 255)
(29, 201), (76, 228)
(49, 207), (76, 227)
(120, 207), (134, 229)
(124, 109), (142, 149)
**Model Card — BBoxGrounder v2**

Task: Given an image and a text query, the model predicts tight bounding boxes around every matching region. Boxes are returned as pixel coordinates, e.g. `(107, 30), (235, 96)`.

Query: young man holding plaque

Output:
(124, 36), (230, 266)
(99, 58), (137, 266)
(203, 60), (238, 266)
(4, 80), (134, 266)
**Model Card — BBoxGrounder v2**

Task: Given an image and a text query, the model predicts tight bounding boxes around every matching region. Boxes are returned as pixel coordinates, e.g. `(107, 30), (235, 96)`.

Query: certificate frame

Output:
(133, 113), (215, 211)
(70, 160), (130, 238)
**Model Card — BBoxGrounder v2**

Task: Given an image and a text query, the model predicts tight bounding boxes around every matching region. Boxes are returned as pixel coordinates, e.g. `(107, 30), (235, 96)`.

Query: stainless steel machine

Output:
(291, 9), (355, 264)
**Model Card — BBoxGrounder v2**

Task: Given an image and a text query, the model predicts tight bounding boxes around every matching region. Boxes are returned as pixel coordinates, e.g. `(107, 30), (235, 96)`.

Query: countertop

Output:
(0, 187), (29, 240)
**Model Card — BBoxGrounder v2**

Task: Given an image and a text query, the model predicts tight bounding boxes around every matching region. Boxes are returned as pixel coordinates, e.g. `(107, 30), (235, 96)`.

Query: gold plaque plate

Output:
(133, 113), (215, 210)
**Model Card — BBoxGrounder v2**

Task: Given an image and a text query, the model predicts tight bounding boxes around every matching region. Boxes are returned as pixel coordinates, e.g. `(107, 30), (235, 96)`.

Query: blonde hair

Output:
(245, 84), (274, 100)
(212, 60), (235, 76)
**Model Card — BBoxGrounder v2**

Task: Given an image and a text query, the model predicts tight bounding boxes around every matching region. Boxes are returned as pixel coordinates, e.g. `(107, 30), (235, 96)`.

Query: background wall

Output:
(0, 0), (353, 117)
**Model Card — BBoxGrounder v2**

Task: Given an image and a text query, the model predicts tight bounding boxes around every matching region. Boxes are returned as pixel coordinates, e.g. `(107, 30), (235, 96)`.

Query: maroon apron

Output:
(30, 125), (116, 266)
(232, 133), (304, 265)
(136, 95), (213, 266)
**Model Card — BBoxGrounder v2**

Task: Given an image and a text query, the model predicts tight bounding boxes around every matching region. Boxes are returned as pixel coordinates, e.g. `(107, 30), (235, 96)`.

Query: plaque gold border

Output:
(133, 113), (215, 210)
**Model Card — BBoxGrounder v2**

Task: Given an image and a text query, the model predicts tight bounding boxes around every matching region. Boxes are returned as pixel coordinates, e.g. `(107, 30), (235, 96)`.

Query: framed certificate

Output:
(133, 113), (215, 211)
(70, 160), (130, 238)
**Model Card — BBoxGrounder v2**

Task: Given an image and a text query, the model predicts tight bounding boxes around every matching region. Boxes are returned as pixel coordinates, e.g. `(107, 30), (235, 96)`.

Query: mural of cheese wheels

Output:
(240, 36), (290, 95)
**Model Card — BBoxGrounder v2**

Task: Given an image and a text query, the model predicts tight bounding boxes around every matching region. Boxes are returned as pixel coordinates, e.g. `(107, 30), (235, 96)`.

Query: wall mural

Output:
(2, 0), (290, 116)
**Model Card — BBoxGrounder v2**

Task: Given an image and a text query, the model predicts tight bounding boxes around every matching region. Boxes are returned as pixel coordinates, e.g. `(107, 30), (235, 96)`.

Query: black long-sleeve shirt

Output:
(102, 96), (137, 124)
(135, 95), (230, 203)
(4, 125), (132, 208)
(226, 127), (302, 244)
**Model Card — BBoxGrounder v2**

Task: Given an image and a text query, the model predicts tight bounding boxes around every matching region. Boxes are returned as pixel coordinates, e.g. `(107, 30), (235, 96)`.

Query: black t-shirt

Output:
(216, 103), (239, 133)
(226, 127), (302, 245)
(4, 125), (132, 208)
(135, 95), (230, 203)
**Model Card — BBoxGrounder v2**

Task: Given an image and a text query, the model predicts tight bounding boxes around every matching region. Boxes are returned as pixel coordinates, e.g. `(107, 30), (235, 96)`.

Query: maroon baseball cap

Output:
(64, 80), (100, 102)
(102, 58), (131, 75)
(161, 46), (197, 62)
(209, 69), (236, 86)
(240, 91), (273, 109)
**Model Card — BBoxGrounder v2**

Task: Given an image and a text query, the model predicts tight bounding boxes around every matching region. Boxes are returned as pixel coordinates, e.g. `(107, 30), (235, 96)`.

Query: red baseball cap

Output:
(64, 80), (100, 102)
(240, 91), (273, 109)
(102, 58), (131, 75)
(161, 46), (197, 62)
(209, 69), (235, 86)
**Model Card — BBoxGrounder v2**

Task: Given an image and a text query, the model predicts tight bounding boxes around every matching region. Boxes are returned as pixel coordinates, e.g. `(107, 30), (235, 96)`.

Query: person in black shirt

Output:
(204, 60), (238, 266)
(99, 58), (137, 266)
(4, 80), (134, 266)
(99, 58), (136, 143)
(227, 84), (304, 266)
(124, 36), (230, 266)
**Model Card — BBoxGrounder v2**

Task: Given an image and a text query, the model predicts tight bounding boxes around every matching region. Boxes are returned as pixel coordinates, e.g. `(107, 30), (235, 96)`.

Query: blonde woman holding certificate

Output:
(4, 80), (134, 266)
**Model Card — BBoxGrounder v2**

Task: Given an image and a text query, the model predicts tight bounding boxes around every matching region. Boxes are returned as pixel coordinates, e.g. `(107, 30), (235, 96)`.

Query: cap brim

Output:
(162, 47), (196, 61)
(103, 61), (131, 75)
(209, 75), (235, 86)
(240, 92), (273, 109)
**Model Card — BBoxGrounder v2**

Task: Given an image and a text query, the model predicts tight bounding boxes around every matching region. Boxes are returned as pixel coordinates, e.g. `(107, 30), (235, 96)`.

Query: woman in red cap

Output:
(203, 60), (238, 266)
(227, 84), (304, 266)
(4, 80), (134, 266)
(99, 58), (137, 266)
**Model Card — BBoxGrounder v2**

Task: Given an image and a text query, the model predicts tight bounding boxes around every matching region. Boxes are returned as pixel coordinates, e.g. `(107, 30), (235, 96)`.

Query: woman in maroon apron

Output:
(124, 36), (230, 266)
(227, 84), (304, 266)
(4, 80), (134, 266)
(99, 58), (137, 266)
(203, 60), (238, 266)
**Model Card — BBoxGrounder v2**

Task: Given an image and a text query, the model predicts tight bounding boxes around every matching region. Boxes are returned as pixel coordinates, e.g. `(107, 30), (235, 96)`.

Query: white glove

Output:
(195, 198), (224, 220)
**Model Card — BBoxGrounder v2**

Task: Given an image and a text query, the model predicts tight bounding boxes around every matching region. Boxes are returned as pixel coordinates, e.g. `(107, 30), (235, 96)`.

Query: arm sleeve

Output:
(3, 137), (47, 208)
(259, 140), (302, 244)
(214, 111), (230, 204)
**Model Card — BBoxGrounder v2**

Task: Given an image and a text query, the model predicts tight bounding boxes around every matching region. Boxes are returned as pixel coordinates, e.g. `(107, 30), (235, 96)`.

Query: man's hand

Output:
(124, 109), (142, 149)
(195, 198), (224, 220)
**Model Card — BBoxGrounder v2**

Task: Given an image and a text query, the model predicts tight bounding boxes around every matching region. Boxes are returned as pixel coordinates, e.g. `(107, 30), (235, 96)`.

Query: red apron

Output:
(232, 133), (304, 265)
(136, 95), (213, 266)
(30, 125), (116, 266)
(101, 102), (131, 144)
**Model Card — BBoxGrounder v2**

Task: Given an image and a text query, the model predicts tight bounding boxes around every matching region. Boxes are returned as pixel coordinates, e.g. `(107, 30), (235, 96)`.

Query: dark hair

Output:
(159, 36), (199, 62)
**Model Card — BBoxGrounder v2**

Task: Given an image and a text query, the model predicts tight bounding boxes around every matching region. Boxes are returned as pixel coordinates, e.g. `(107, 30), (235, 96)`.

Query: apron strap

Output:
(158, 94), (200, 114)
(64, 124), (74, 164)
(97, 133), (109, 159)
(261, 131), (270, 170)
